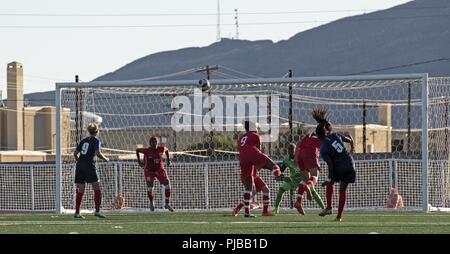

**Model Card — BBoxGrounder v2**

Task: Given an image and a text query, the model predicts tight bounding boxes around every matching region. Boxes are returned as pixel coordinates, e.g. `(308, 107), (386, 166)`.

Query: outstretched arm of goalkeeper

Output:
(274, 162), (291, 182)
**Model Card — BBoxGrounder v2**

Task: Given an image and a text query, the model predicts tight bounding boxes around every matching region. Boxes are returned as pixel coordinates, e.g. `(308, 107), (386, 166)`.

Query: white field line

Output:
(2, 221), (450, 226)
(59, 213), (450, 217)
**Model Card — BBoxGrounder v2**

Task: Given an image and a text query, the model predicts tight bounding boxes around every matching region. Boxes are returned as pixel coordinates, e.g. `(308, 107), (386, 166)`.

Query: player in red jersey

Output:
(136, 136), (174, 212)
(237, 120), (281, 218)
(294, 109), (329, 215)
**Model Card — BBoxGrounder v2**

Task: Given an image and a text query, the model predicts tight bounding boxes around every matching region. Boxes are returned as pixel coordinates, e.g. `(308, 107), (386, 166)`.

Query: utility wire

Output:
(0, 6), (447, 17)
(347, 58), (450, 75)
(1, 14), (450, 29)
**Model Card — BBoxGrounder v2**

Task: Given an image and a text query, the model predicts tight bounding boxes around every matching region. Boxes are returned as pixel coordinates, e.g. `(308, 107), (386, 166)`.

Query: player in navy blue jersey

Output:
(73, 123), (109, 219)
(315, 115), (355, 221)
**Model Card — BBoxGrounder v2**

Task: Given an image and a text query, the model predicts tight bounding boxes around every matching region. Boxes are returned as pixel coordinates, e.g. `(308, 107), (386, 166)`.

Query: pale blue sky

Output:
(0, 0), (411, 98)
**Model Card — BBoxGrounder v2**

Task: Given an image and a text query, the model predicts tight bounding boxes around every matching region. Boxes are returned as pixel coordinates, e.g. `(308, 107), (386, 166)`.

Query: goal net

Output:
(50, 74), (450, 213)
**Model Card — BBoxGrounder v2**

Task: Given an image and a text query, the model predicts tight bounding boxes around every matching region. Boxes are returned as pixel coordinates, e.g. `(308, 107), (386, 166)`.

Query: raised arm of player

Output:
(136, 148), (144, 167)
(165, 148), (171, 167)
(339, 133), (355, 154)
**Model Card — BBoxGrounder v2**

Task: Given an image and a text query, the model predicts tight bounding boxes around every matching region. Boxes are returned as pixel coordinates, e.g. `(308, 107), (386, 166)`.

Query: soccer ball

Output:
(197, 79), (211, 92)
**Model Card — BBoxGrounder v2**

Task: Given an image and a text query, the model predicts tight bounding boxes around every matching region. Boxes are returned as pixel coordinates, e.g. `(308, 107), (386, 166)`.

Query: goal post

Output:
(421, 73), (429, 213)
(53, 73), (449, 214)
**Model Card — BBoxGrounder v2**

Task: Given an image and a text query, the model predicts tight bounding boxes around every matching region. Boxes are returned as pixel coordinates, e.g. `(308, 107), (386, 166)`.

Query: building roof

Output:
(0, 150), (47, 156)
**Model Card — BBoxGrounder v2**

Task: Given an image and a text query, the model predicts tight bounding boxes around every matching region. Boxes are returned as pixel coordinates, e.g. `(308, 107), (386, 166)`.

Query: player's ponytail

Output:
(311, 108), (330, 125)
(311, 108), (331, 138)
(316, 123), (327, 139)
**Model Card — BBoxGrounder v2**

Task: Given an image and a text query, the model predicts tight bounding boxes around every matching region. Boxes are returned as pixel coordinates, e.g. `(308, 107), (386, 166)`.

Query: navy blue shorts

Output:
(333, 169), (356, 183)
(75, 163), (99, 184)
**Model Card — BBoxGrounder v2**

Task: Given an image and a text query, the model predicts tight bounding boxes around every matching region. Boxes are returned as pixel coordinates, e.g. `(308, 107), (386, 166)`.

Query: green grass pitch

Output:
(1, 211), (450, 234)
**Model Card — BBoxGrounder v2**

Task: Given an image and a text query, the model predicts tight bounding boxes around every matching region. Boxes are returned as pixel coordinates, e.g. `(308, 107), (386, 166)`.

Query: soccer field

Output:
(1, 211), (450, 234)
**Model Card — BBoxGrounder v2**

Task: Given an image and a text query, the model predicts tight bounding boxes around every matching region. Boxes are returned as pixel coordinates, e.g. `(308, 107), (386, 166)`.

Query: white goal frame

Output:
(55, 73), (430, 214)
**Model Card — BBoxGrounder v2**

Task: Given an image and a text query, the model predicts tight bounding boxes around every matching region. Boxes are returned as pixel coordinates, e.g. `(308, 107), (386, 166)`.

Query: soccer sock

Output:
(263, 192), (270, 213)
(274, 188), (285, 209)
(311, 187), (325, 209)
(244, 191), (252, 215)
(307, 176), (318, 189)
(164, 188), (171, 204)
(147, 192), (154, 202)
(296, 182), (305, 202)
(147, 186), (155, 202)
(326, 183), (334, 210)
(75, 191), (84, 214)
(94, 190), (102, 213)
(337, 191), (347, 219)
(235, 202), (244, 211)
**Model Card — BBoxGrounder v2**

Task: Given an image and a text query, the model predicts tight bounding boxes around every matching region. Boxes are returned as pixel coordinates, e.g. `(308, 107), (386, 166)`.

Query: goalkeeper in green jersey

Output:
(273, 143), (325, 213)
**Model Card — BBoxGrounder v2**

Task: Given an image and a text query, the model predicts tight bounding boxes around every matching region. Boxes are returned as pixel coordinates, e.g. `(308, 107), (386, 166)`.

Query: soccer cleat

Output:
(74, 214), (85, 219)
(272, 207), (280, 214)
(319, 208), (333, 217)
(335, 217), (342, 222)
(94, 212), (106, 219)
(149, 201), (155, 212)
(294, 200), (305, 215)
(232, 207), (241, 216)
(244, 213), (256, 218)
(262, 211), (275, 216)
(165, 204), (174, 212)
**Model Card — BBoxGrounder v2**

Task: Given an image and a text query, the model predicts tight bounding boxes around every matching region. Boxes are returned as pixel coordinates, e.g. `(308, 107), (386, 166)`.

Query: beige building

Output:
(0, 62), (70, 162)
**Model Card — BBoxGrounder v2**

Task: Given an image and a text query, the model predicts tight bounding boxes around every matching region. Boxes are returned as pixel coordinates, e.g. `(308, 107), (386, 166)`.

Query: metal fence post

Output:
(30, 166), (35, 211)
(204, 164), (209, 209)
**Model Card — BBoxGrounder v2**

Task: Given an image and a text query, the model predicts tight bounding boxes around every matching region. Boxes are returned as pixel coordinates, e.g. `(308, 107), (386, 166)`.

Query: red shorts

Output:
(296, 148), (320, 172)
(240, 174), (267, 193)
(144, 169), (170, 185)
(253, 175), (267, 193)
(239, 150), (272, 180)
